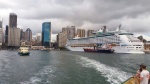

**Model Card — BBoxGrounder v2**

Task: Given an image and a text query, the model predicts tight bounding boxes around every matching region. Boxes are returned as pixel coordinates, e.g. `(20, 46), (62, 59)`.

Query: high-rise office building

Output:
(20, 29), (25, 41)
(87, 30), (94, 37)
(57, 32), (67, 47)
(0, 18), (3, 47)
(8, 28), (20, 46)
(77, 28), (85, 37)
(62, 26), (76, 39)
(42, 22), (51, 47)
(9, 13), (17, 28)
(8, 13), (20, 46)
(25, 28), (32, 42)
(5, 25), (8, 43)
(0, 18), (2, 28)
(0, 28), (3, 46)
(36, 33), (41, 43)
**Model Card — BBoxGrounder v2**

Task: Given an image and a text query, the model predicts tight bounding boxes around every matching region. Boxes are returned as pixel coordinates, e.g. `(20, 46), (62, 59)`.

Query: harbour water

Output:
(0, 50), (150, 84)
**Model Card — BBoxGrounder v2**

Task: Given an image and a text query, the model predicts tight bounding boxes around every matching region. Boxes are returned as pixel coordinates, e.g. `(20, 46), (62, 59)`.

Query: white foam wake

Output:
(20, 66), (55, 84)
(78, 56), (132, 84)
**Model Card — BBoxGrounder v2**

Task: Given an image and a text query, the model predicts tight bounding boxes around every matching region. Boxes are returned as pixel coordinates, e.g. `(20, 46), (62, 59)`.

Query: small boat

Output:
(122, 77), (139, 84)
(18, 47), (30, 56)
(83, 48), (97, 52)
(97, 48), (114, 53)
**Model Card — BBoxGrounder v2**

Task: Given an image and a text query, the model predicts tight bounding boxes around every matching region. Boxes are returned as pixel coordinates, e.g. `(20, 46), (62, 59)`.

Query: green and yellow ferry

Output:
(122, 77), (139, 84)
(18, 47), (30, 56)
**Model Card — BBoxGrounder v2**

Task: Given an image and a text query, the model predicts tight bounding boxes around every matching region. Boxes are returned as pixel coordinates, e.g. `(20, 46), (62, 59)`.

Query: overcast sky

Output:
(0, 0), (150, 36)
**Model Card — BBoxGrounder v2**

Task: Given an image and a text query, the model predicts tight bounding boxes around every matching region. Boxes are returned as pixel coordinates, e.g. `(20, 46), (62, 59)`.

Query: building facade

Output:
(62, 26), (76, 39)
(5, 25), (8, 43)
(0, 28), (3, 47)
(42, 22), (51, 47)
(77, 28), (85, 37)
(20, 29), (25, 41)
(87, 30), (94, 37)
(25, 28), (32, 42)
(0, 18), (2, 28)
(8, 13), (20, 47)
(9, 13), (17, 28)
(32, 33), (41, 46)
(57, 32), (67, 47)
(8, 28), (20, 46)
(36, 33), (41, 43)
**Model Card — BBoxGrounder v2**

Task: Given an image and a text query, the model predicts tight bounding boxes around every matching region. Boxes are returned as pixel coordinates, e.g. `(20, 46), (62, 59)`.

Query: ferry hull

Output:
(122, 77), (139, 84)
(18, 52), (30, 56)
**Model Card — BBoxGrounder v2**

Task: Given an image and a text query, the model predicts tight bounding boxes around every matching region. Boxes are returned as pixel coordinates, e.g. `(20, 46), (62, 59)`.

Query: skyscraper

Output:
(25, 28), (32, 42)
(0, 28), (3, 47)
(42, 22), (51, 47)
(0, 18), (3, 47)
(36, 33), (41, 43)
(8, 28), (20, 46)
(8, 13), (20, 47)
(0, 18), (2, 28)
(20, 29), (25, 41)
(87, 30), (94, 37)
(9, 13), (17, 28)
(5, 25), (8, 43)
(62, 26), (76, 39)
(77, 28), (85, 37)
(57, 32), (67, 47)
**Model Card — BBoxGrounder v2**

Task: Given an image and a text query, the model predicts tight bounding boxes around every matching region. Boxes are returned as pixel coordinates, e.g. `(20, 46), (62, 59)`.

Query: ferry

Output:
(122, 77), (139, 84)
(65, 25), (144, 54)
(18, 47), (30, 56)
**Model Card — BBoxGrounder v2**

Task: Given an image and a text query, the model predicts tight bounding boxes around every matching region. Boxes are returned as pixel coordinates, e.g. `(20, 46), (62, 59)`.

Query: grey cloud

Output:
(54, 0), (84, 6)
(1, 0), (150, 34)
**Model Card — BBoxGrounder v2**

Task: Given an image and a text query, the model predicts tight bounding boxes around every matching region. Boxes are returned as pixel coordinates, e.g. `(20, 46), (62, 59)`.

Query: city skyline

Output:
(0, 0), (150, 36)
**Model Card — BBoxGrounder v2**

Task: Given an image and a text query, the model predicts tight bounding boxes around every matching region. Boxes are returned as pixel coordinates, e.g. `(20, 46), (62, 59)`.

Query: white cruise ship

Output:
(65, 25), (144, 54)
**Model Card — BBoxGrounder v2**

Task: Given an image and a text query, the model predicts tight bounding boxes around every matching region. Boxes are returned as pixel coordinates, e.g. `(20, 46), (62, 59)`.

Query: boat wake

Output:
(77, 56), (132, 84)
(20, 66), (55, 84)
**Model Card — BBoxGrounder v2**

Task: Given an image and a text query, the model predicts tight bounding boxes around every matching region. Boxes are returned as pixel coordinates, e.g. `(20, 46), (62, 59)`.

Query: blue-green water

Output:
(0, 50), (150, 84)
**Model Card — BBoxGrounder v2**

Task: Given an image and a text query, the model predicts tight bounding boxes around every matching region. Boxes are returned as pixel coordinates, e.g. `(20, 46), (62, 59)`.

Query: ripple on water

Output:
(0, 52), (11, 83)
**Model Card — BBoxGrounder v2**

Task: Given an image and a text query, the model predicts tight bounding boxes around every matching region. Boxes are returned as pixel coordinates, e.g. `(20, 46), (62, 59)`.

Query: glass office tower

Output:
(42, 22), (51, 47)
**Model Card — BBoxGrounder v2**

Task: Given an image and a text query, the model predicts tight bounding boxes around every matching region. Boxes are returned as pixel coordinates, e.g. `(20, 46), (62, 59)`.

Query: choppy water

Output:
(0, 50), (150, 84)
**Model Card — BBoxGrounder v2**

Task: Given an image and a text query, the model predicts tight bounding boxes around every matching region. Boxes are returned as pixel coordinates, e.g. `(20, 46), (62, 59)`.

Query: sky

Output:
(0, 0), (150, 36)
